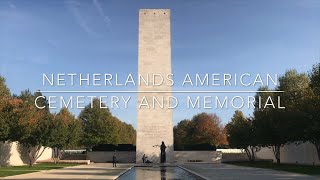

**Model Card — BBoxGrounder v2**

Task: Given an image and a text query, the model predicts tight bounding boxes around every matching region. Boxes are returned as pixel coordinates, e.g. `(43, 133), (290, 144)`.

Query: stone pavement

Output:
(1, 163), (319, 180)
(1, 163), (133, 180)
(179, 163), (320, 180)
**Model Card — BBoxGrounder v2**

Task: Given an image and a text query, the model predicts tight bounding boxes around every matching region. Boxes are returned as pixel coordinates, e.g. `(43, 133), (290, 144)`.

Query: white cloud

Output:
(7, 1), (16, 9)
(65, 0), (99, 37)
(92, 0), (111, 28)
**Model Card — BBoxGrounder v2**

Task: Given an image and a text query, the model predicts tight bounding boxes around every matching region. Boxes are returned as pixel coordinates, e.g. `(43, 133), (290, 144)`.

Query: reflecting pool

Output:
(117, 166), (203, 180)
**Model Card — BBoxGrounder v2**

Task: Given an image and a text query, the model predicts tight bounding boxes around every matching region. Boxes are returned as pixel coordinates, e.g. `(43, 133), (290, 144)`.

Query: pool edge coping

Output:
(115, 165), (134, 180)
(178, 165), (209, 180)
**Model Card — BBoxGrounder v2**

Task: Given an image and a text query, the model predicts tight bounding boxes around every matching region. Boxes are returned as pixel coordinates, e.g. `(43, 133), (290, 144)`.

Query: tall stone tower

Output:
(136, 9), (173, 163)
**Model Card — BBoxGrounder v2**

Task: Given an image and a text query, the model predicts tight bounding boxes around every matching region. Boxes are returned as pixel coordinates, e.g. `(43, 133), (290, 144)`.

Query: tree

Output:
(0, 97), (11, 142)
(174, 119), (193, 150)
(253, 86), (286, 164)
(113, 118), (136, 145)
(0, 76), (23, 165)
(191, 113), (227, 146)
(226, 110), (258, 161)
(0, 76), (24, 167)
(0, 97), (22, 142)
(305, 63), (320, 160)
(50, 108), (82, 163)
(0, 76), (12, 142)
(79, 99), (117, 147)
(173, 112), (227, 150)
(79, 99), (136, 147)
(277, 70), (312, 142)
(14, 90), (53, 166)
(0, 76), (10, 97)
(253, 70), (311, 164)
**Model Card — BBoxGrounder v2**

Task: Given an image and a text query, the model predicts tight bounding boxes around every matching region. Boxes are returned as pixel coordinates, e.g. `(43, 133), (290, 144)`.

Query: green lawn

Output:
(228, 161), (320, 175)
(0, 163), (79, 177)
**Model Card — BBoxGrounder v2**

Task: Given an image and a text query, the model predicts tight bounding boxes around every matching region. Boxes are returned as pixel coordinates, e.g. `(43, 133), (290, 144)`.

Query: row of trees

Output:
(226, 63), (320, 164)
(174, 112), (227, 150)
(0, 76), (135, 166)
(79, 99), (136, 147)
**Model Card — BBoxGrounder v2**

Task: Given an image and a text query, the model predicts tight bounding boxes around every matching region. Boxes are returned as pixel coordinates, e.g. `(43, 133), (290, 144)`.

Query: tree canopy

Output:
(174, 112), (227, 150)
(79, 99), (136, 147)
(305, 63), (320, 160)
(226, 68), (320, 164)
(226, 110), (258, 161)
(0, 76), (19, 143)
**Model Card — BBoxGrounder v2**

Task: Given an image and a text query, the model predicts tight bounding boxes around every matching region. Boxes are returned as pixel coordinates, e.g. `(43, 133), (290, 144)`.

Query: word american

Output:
(42, 73), (278, 87)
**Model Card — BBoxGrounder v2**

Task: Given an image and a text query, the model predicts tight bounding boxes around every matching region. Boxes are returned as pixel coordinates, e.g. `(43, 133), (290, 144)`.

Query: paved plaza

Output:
(1, 163), (319, 180)
(180, 163), (319, 180)
(1, 163), (132, 180)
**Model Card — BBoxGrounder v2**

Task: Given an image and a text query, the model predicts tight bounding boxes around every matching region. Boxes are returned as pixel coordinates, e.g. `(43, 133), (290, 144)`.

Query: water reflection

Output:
(160, 167), (166, 180)
(117, 166), (203, 180)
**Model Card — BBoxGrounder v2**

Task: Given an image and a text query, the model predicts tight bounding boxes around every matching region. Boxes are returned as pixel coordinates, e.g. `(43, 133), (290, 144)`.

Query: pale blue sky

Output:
(1, 0), (319, 127)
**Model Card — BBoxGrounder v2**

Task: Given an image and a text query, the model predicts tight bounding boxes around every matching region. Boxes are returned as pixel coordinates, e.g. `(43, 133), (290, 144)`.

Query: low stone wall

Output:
(174, 151), (222, 163)
(0, 141), (52, 166)
(37, 159), (90, 164)
(221, 153), (248, 162)
(87, 151), (223, 163)
(87, 151), (136, 163)
(62, 153), (87, 160)
(256, 142), (320, 165)
(217, 149), (243, 153)
(219, 143), (320, 165)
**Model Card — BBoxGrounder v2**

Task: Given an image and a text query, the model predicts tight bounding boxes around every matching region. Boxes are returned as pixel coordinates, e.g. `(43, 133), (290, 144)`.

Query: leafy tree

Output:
(0, 98), (11, 142)
(276, 70), (311, 142)
(191, 113), (227, 146)
(15, 90), (53, 166)
(253, 86), (286, 164)
(0, 76), (25, 166)
(50, 108), (82, 163)
(114, 118), (136, 145)
(174, 112), (227, 150)
(253, 70), (311, 164)
(174, 119), (193, 150)
(0, 76), (10, 97)
(79, 99), (136, 147)
(277, 69), (312, 146)
(0, 97), (22, 142)
(125, 123), (136, 145)
(226, 110), (258, 161)
(305, 63), (320, 160)
(0, 76), (12, 142)
(0, 76), (23, 164)
(79, 99), (116, 146)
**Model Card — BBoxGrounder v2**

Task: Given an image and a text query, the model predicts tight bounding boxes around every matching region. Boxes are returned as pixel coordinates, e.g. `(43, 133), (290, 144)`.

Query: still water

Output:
(117, 166), (203, 180)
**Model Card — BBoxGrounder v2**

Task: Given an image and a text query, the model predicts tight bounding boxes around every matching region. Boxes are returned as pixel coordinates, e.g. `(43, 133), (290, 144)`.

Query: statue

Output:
(153, 141), (167, 163)
(160, 141), (166, 163)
